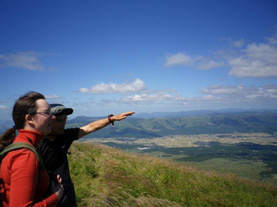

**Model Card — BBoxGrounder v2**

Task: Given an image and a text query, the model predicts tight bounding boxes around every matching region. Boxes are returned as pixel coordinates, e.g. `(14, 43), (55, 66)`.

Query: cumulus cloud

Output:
(202, 85), (245, 95)
(122, 91), (186, 102)
(266, 33), (277, 44)
(165, 35), (277, 78)
(79, 78), (146, 94)
(120, 84), (277, 109)
(202, 84), (277, 102)
(164, 53), (223, 70)
(164, 53), (194, 67)
(0, 105), (9, 110)
(196, 58), (223, 70)
(45, 95), (61, 99)
(220, 38), (245, 48)
(122, 90), (221, 105)
(232, 39), (244, 48)
(74, 82), (277, 111)
(0, 51), (44, 70)
(228, 43), (277, 78)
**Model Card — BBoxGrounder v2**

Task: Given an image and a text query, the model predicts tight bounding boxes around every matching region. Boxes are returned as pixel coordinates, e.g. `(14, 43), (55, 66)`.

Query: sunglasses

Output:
(35, 111), (53, 117)
(55, 116), (68, 122)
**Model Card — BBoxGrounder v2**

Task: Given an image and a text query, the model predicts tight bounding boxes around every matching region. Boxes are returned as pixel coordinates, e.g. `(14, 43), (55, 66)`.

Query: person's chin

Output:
(57, 129), (65, 135)
(43, 129), (52, 136)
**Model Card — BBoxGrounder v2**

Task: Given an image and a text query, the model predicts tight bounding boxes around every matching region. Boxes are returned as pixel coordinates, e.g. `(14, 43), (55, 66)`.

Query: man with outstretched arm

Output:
(38, 103), (135, 207)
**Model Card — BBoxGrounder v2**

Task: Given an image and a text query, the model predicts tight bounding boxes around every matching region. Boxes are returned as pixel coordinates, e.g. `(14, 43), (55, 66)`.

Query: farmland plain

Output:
(82, 133), (277, 185)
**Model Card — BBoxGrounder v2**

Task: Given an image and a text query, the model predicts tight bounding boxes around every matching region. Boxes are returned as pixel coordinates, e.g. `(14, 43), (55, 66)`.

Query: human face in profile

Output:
(32, 99), (55, 135)
(51, 115), (68, 135)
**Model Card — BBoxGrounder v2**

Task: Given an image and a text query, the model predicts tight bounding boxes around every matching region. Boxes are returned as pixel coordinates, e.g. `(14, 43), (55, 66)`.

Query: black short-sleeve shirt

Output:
(39, 128), (79, 207)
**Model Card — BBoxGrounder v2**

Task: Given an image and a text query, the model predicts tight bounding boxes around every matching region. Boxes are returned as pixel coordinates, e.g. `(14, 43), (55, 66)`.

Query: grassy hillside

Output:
(68, 142), (277, 207)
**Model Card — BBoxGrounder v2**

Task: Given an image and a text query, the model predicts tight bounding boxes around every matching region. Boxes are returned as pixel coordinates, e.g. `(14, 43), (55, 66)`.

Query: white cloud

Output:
(120, 84), (277, 109)
(202, 85), (245, 95)
(219, 38), (245, 48)
(79, 78), (146, 94)
(164, 53), (223, 70)
(122, 91), (186, 102)
(0, 51), (44, 70)
(164, 53), (194, 67)
(228, 43), (277, 78)
(45, 95), (61, 99)
(165, 36), (277, 78)
(196, 58), (223, 70)
(266, 34), (277, 44)
(202, 84), (277, 102)
(232, 39), (244, 48)
(122, 90), (222, 105)
(0, 105), (9, 110)
(73, 83), (277, 112)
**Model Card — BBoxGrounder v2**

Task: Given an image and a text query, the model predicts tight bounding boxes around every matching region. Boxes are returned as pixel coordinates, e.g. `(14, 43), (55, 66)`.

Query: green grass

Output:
(140, 152), (277, 185)
(184, 158), (277, 184)
(68, 142), (277, 207)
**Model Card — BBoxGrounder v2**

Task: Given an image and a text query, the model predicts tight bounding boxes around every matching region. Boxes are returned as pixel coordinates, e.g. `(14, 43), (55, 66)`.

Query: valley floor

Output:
(81, 133), (277, 185)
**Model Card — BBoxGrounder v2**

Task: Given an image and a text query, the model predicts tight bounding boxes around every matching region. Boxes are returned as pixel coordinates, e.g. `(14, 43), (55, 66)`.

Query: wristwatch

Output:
(108, 114), (114, 125)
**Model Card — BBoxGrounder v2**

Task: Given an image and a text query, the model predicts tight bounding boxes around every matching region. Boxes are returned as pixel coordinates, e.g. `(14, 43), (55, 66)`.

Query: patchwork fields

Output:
(82, 133), (277, 185)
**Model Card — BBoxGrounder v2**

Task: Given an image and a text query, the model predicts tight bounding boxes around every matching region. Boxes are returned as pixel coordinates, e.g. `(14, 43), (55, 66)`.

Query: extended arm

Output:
(78, 111), (135, 139)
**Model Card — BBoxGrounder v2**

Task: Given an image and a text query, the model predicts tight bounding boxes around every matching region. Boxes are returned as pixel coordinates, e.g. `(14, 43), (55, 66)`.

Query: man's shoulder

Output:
(64, 128), (80, 137)
(40, 128), (80, 147)
(64, 127), (80, 132)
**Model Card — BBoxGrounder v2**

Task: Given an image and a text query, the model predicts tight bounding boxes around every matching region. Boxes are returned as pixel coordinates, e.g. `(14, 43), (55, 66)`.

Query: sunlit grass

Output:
(185, 158), (276, 182)
(68, 142), (277, 207)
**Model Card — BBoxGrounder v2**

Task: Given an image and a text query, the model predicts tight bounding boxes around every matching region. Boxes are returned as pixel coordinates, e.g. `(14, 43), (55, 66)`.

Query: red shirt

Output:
(1, 129), (59, 207)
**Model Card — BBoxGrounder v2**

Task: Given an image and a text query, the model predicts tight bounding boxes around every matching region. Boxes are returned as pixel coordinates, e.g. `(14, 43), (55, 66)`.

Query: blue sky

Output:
(0, 0), (277, 124)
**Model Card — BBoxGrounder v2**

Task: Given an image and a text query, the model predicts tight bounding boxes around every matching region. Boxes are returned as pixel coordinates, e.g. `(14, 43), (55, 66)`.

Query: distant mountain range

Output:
(1, 110), (276, 137)
(134, 109), (277, 118)
(65, 110), (277, 138)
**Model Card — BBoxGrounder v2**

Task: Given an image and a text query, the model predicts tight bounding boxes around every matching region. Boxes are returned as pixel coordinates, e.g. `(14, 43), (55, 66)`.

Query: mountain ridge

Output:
(134, 109), (277, 118)
(66, 111), (277, 138)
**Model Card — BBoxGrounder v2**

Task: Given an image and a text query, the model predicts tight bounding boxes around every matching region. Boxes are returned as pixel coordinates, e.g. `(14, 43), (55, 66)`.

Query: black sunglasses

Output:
(55, 116), (68, 122)
(35, 111), (53, 117)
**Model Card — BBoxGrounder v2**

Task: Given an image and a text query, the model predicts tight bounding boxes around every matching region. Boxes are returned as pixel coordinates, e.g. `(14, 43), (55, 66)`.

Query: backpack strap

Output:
(0, 142), (44, 180)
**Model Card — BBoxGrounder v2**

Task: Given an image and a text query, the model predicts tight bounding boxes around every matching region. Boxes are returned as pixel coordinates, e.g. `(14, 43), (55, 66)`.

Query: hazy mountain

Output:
(1, 110), (276, 136)
(66, 111), (277, 138)
(134, 109), (277, 118)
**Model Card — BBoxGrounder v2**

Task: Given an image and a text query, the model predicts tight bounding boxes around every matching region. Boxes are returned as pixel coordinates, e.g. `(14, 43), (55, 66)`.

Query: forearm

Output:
(78, 111), (135, 139)
(86, 118), (110, 131)
(78, 118), (110, 138)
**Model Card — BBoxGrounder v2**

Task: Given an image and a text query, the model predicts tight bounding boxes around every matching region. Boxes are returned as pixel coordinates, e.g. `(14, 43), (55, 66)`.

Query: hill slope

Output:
(68, 142), (277, 207)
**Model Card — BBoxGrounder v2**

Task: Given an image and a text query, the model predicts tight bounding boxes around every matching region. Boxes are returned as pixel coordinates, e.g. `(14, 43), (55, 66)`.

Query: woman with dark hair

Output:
(0, 91), (64, 207)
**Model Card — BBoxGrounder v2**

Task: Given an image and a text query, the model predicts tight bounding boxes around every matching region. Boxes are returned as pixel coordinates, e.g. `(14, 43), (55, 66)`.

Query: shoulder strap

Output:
(1, 143), (39, 161)
(0, 142), (44, 179)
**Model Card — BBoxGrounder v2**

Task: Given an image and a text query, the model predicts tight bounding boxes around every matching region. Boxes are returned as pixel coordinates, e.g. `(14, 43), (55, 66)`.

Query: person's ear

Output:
(25, 114), (35, 125)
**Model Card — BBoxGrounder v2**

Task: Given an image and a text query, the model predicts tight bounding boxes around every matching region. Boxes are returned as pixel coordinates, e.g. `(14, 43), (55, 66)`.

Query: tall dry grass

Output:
(68, 142), (277, 207)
